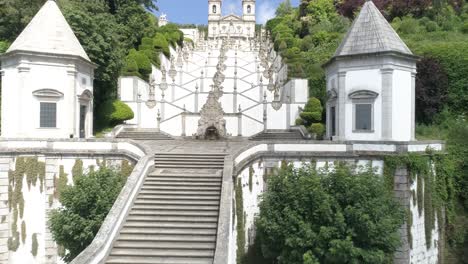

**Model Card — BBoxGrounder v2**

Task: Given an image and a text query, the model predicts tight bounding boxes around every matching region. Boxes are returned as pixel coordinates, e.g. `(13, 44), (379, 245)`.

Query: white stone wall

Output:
(233, 153), (440, 263)
(119, 40), (309, 137)
(0, 155), (134, 264)
(409, 175), (439, 263)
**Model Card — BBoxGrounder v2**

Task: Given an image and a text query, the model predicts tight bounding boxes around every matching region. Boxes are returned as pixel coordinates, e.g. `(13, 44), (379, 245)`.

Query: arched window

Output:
(247, 5), (251, 14)
(212, 5), (217, 14)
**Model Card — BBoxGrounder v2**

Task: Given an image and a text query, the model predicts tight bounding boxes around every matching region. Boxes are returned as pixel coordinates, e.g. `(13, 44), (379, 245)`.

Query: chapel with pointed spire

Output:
(324, 0), (418, 142)
(0, 0), (96, 139)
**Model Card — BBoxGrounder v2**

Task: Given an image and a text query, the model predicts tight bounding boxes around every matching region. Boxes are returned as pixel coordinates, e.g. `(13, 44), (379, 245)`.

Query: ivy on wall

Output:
(384, 151), (454, 250)
(236, 177), (245, 263)
(31, 233), (38, 257)
(54, 165), (68, 200)
(71, 159), (83, 183)
(248, 166), (254, 193)
(7, 157), (46, 252)
(120, 160), (135, 177)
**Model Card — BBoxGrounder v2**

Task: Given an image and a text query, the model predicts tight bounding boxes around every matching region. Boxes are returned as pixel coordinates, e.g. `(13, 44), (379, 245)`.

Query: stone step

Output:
(124, 221), (217, 229)
(134, 199), (220, 206)
(120, 227), (217, 236)
(106, 256), (213, 264)
(154, 157), (225, 162)
(129, 210), (218, 217)
(132, 204), (219, 211)
(143, 180), (221, 187)
(113, 240), (215, 250)
(126, 215), (218, 223)
(109, 248), (214, 257)
(140, 185), (221, 191)
(137, 194), (220, 201)
(117, 233), (216, 242)
(138, 190), (221, 196)
(154, 153), (225, 157)
(147, 173), (222, 178)
(154, 160), (225, 166)
(145, 176), (222, 182)
(154, 164), (224, 169)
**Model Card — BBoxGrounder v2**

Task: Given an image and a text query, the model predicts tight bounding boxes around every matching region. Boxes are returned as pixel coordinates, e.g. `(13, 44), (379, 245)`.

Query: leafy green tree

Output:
(0, 41), (9, 53)
(50, 168), (127, 262)
(61, 1), (126, 107)
(276, 0), (293, 17)
(0, 0), (45, 42)
(256, 164), (404, 264)
(415, 57), (449, 124)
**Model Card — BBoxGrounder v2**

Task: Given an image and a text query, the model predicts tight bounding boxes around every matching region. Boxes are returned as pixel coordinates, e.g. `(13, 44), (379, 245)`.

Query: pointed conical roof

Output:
(6, 0), (90, 62)
(333, 1), (412, 58)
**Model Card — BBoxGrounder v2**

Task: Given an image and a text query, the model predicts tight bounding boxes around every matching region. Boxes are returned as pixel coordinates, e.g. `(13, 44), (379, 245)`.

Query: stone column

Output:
(381, 68), (394, 140)
(410, 72), (416, 141)
(181, 111), (186, 137)
(200, 71), (205, 93)
(233, 86), (238, 113)
(337, 72), (347, 140)
(194, 85), (199, 113)
(286, 96), (291, 129)
(44, 158), (59, 264)
(238, 105), (242, 136)
(394, 167), (411, 264)
(0, 158), (11, 263)
(161, 92), (166, 120)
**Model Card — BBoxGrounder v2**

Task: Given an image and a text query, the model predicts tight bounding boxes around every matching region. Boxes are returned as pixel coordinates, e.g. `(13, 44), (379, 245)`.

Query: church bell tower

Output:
(208, 0), (222, 22)
(242, 0), (255, 22)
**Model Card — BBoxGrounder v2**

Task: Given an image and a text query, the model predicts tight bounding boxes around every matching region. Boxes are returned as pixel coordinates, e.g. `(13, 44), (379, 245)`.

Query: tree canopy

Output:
(255, 164), (405, 264)
(49, 168), (127, 262)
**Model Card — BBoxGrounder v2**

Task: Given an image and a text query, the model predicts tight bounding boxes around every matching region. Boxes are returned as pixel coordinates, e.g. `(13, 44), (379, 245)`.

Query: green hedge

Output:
(121, 25), (184, 80)
(98, 100), (134, 127)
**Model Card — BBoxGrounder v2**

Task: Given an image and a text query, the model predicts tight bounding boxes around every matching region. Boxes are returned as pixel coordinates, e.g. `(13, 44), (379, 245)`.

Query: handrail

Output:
(71, 154), (153, 264)
(213, 155), (234, 264)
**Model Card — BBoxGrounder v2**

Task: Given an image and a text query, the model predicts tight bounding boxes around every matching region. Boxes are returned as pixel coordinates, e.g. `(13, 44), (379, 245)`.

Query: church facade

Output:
(208, 0), (256, 39)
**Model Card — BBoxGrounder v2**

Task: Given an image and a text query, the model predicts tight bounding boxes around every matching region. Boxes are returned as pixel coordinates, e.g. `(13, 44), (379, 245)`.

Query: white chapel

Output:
(0, 0), (95, 139)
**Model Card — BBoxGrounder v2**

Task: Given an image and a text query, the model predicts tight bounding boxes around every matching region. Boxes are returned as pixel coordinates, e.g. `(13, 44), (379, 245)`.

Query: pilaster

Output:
(67, 68), (78, 138)
(0, 158), (12, 263)
(44, 158), (59, 264)
(411, 72), (416, 141)
(381, 68), (394, 140)
(394, 167), (411, 264)
(17, 66), (30, 136)
(337, 71), (347, 140)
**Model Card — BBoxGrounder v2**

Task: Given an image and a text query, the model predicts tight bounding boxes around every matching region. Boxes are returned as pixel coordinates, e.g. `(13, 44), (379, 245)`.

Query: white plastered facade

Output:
(325, 55), (417, 141)
(0, 0), (95, 139)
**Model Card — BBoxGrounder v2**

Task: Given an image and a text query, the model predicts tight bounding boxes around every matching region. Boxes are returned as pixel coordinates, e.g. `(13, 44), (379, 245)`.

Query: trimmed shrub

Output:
(304, 97), (323, 114)
(153, 33), (170, 58)
(99, 100), (134, 127)
(300, 112), (321, 123)
(309, 123), (325, 137)
(295, 118), (304, 126)
(134, 51), (152, 79)
(122, 56), (139, 77)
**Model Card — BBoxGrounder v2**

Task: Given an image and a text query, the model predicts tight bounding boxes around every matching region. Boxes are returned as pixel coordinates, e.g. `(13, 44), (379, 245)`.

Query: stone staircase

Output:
(249, 129), (305, 141)
(105, 152), (226, 264)
(116, 129), (174, 140)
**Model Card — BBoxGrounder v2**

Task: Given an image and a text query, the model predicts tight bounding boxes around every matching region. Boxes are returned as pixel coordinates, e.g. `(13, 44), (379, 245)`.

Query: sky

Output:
(154, 0), (300, 25)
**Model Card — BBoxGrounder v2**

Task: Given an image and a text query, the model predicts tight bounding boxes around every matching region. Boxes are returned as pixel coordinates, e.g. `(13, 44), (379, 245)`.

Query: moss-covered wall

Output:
(0, 155), (136, 264)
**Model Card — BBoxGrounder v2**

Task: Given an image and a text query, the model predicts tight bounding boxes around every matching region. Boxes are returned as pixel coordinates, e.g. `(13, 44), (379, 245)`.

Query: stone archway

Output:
(205, 126), (220, 140)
